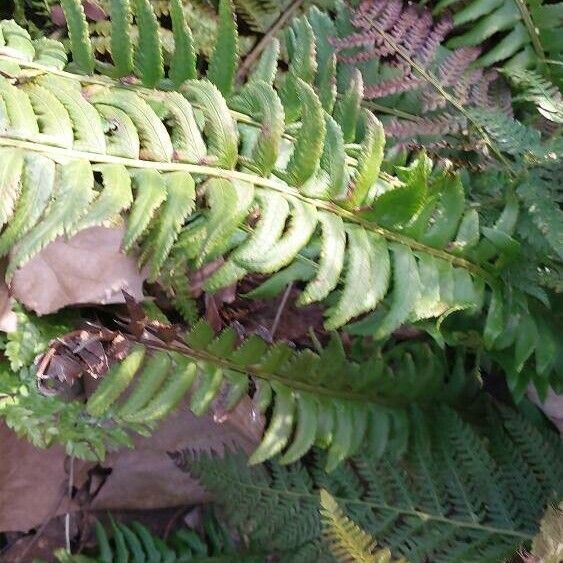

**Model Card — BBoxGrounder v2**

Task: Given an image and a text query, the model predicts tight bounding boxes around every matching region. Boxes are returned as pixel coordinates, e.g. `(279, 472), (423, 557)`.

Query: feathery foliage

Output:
(331, 0), (513, 148)
(176, 403), (563, 562)
(27, 317), (478, 466)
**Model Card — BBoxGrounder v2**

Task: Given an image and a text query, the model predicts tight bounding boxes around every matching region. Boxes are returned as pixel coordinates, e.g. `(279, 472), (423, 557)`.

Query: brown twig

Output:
(270, 283), (293, 340)
(236, 0), (306, 83)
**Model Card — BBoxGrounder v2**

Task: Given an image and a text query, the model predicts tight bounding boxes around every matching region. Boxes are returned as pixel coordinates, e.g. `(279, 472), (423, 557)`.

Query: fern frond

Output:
(333, 0), (513, 148)
(502, 67), (563, 124)
(34, 318), (480, 466)
(437, 0), (563, 82)
(320, 489), (407, 563)
(178, 403), (563, 562)
(53, 512), (266, 561)
(530, 502), (563, 563)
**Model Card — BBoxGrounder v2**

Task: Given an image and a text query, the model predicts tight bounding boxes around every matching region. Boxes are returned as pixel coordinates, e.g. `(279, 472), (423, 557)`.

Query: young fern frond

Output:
(320, 489), (407, 563)
(0, 11), (559, 391)
(529, 502), (563, 563)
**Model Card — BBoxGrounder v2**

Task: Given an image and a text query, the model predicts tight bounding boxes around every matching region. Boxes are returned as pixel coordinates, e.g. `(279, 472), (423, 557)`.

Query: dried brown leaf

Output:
(11, 227), (145, 315)
(0, 400), (262, 531)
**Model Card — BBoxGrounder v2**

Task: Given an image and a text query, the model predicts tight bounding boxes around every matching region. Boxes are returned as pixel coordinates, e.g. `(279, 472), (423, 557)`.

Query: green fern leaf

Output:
(86, 345), (146, 417)
(7, 159), (94, 279)
(248, 383), (295, 465)
(278, 79), (325, 187)
(298, 212), (346, 306)
(249, 38), (279, 86)
(0, 148), (24, 230)
(334, 69), (363, 144)
(183, 79), (239, 168)
(38, 76), (106, 153)
(197, 178), (254, 265)
(0, 153), (54, 256)
(325, 227), (390, 330)
(280, 17), (317, 123)
(142, 171), (195, 280)
(21, 83), (74, 148)
(230, 80), (284, 176)
(108, 0), (134, 77)
(60, 0), (94, 74)
(208, 0), (238, 96)
(133, 0), (164, 87)
(74, 163), (133, 232)
(346, 112), (385, 209)
(348, 244), (421, 339)
(169, 0), (197, 86)
(117, 351), (172, 418)
(122, 168), (167, 251)
(246, 197), (318, 274)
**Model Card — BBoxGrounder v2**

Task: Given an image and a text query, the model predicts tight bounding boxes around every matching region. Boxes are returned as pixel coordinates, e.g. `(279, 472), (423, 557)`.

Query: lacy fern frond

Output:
(320, 489), (407, 563)
(331, 0), (513, 147)
(529, 502), (563, 563)
(176, 403), (563, 562)
(502, 67), (563, 124)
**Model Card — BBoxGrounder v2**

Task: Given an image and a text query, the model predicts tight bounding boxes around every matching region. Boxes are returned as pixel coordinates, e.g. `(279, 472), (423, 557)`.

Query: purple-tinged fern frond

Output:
(333, 0), (513, 155)
(439, 47), (481, 86)
(364, 74), (422, 99)
(385, 113), (466, 138)
(414, 13), (453, 65)
(400, 11), (435, 57)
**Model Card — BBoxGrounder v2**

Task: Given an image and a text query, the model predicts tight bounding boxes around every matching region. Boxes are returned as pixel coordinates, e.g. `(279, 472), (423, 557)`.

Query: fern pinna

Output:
(175, 404), (563, 562)
(320, 489), (407, 562)
(0, 3), (559, 423)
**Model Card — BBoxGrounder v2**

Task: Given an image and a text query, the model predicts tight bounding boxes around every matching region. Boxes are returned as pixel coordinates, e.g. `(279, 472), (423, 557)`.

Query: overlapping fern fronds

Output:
(176, 403), (563, 562)
(330, 0), (513, 147)
(0, 2), (560, 404)
(435, 0), (563, 85)
(29, 316), (479, 466)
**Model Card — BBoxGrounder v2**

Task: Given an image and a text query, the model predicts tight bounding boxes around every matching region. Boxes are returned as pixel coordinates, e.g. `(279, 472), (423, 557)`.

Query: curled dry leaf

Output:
(11, 227), (145, 315)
